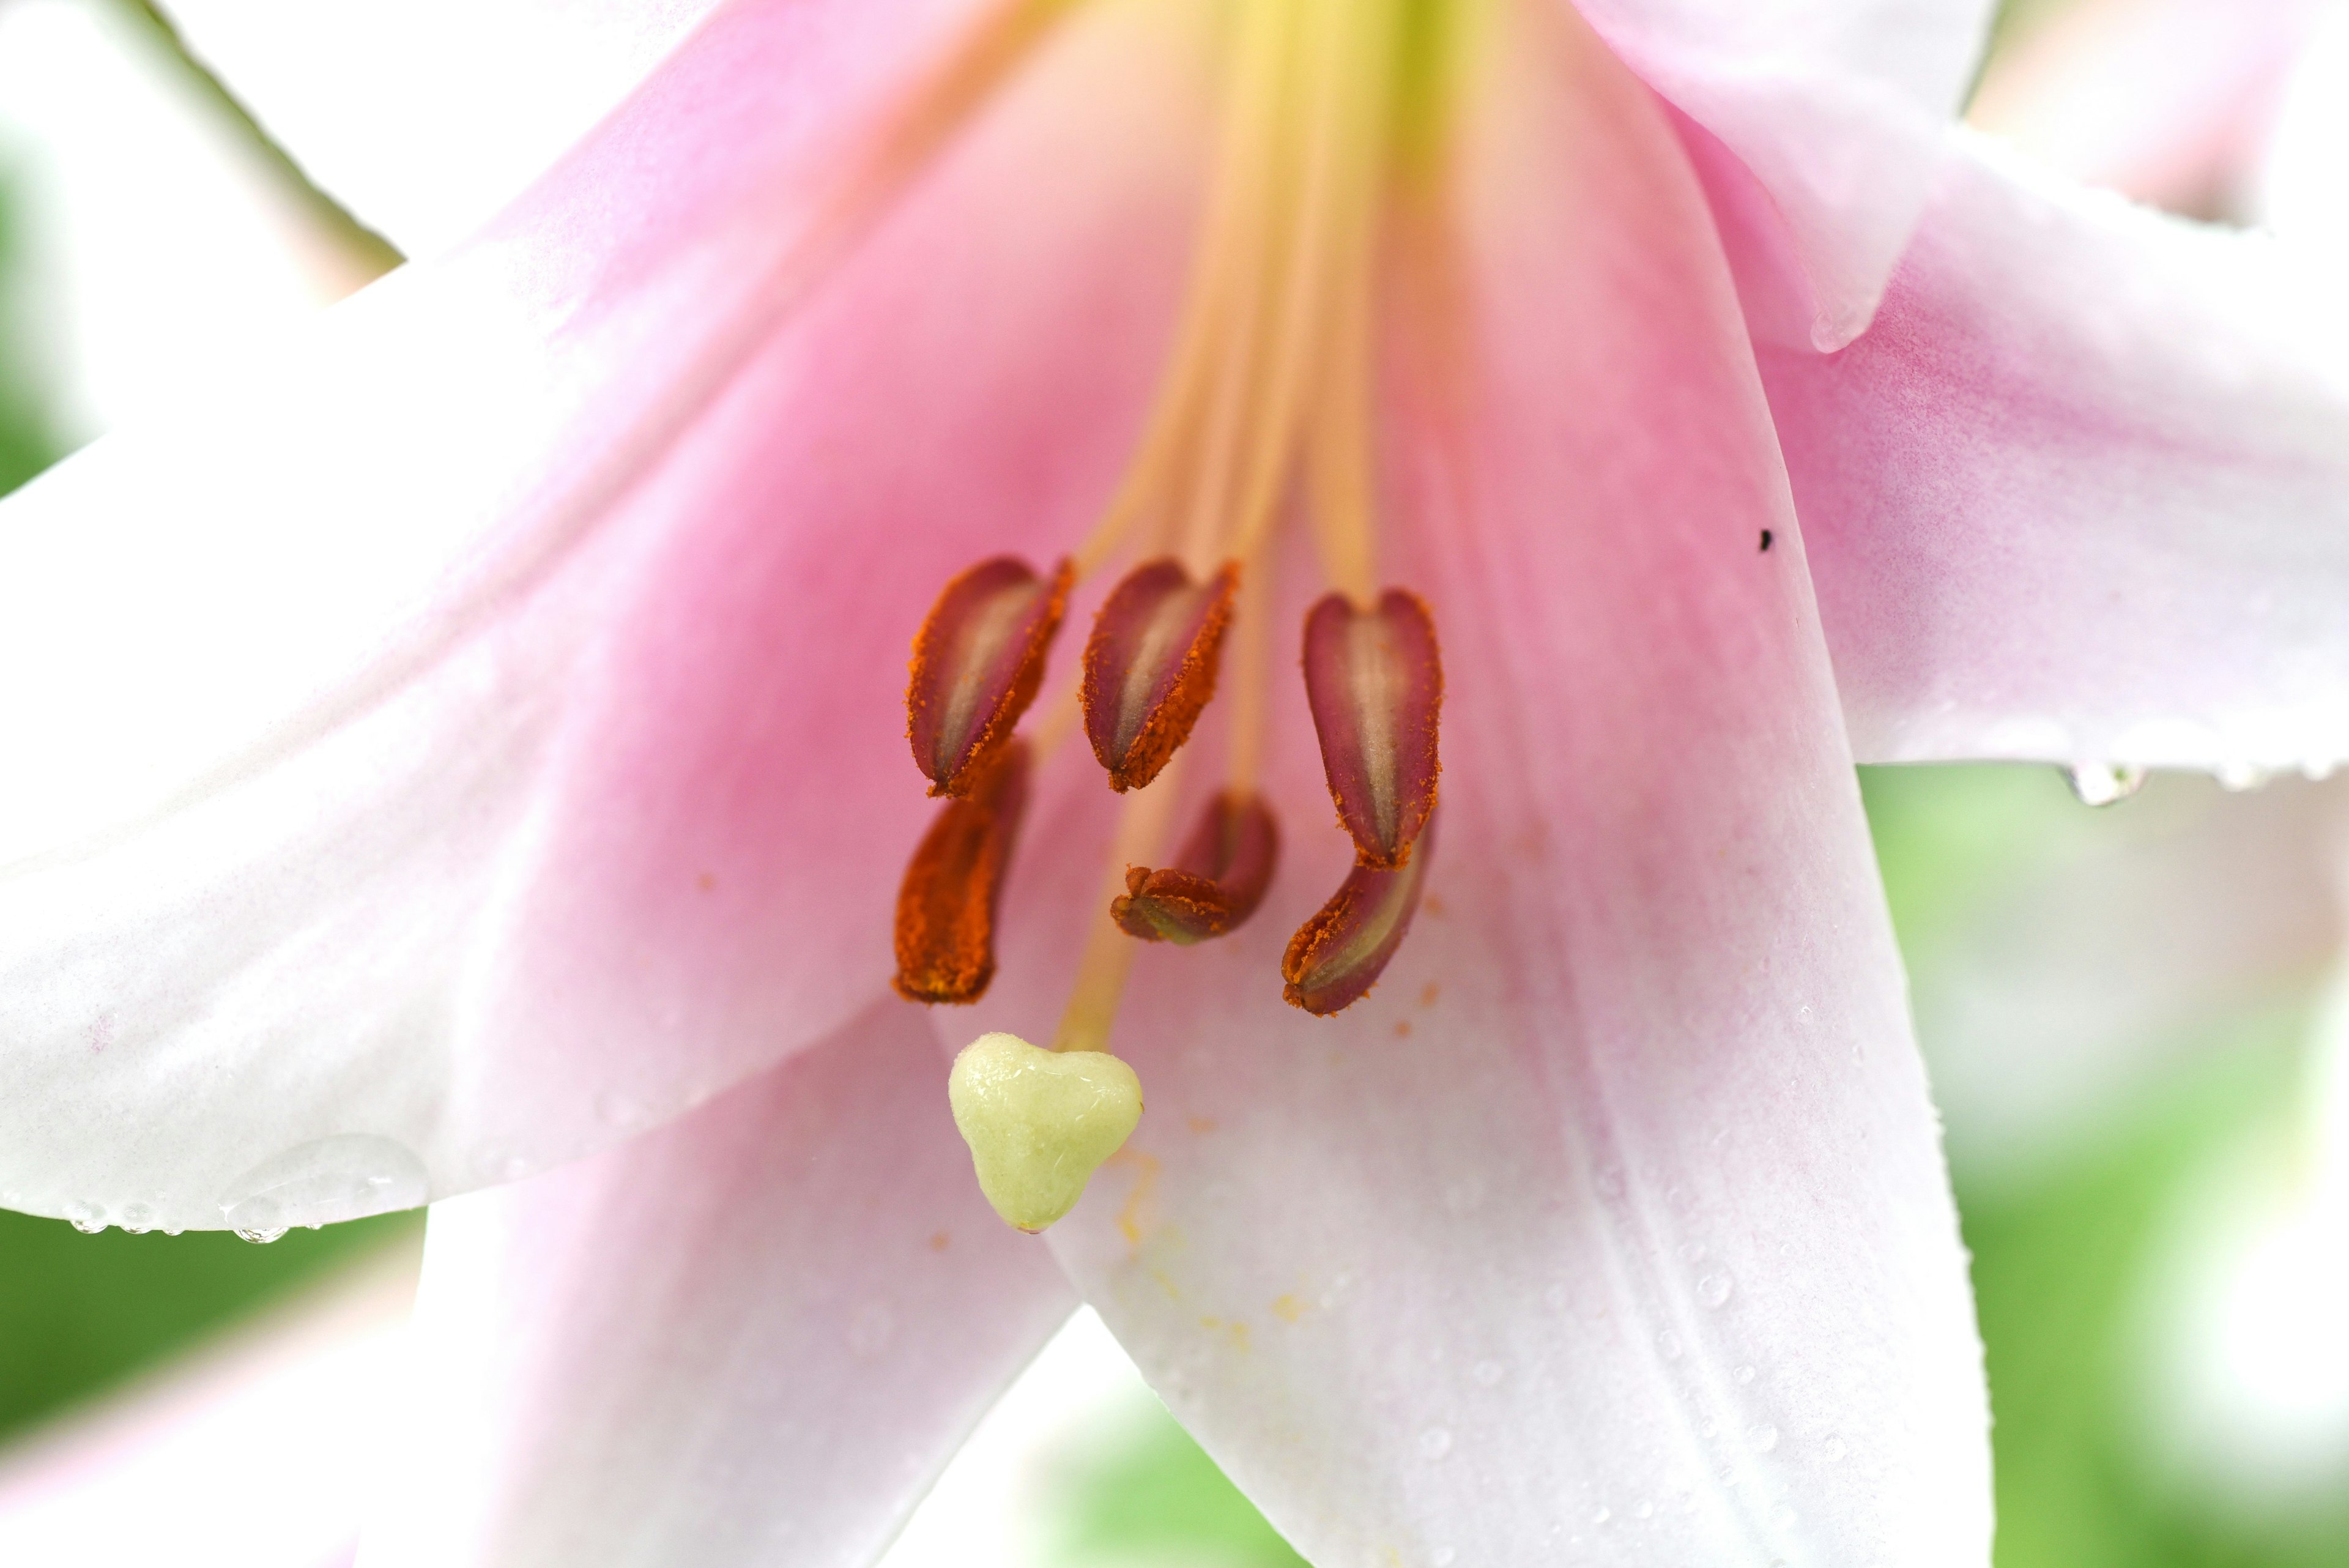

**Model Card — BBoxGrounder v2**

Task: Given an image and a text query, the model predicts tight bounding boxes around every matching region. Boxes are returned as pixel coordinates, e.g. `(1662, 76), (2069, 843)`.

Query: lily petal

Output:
(1572, 0), (1997, 347)
(155, 0), (724, 256)
(1967, 0), (2319, 214)
(1894, 770), (2349, 1182)
(0, 0), (1207, 1227)
(1765, 130), (2349, 773)
(992, 6), (1989, 1562)
(358, 1000), (1075, 1568)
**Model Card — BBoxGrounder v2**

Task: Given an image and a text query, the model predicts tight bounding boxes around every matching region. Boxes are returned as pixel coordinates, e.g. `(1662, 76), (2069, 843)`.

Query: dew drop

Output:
(1748, 1424), (1780, 1454)
(1591, 1506), (1612, 1525)
(1657, 1329), (1683, 1361)
(2217, 759), (2269, 792)
(2062, 762), (2145, 806)
(1419, 1427), (1454, 1461)
(1433, 1549), (1456, 1567)
(1677, 1241), (1706, 1263)
(1634, 1499), (1655, 1520)
(1697, 1273), (1734, 1308)
(1772, 1504), (1797, 1528)
(1734, 1364), (1756, 1385)
(118, 1202), (156, 1235)
(64, 1200), (105, 1235)
(1472, 1359), (1505, 1388)
(217, 1134), (429, 1241)
(1823, 1434), (1849, 1462)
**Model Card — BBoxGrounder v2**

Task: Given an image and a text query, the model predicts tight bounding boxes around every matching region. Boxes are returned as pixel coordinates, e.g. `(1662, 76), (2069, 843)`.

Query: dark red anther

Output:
(1282, 811), (1438, 1016)
(1111, 789), (1280, 945)
(1301, 588), (1441, 869)
(894, 741), (1031, 1005)
(907, 557), (1072, 797)
(1082, 559), (1241, 792)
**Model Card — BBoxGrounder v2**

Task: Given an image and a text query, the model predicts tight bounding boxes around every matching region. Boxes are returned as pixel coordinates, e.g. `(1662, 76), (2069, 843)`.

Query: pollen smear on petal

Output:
(1302, 587), (1441, 869)
(908, 557), (1072, 797)
(1111, 789), (1280, 945)
(1282, 809), (1437, 1016)
(1082, 559), (1241, 792)
(894, 741), (1031, 1005)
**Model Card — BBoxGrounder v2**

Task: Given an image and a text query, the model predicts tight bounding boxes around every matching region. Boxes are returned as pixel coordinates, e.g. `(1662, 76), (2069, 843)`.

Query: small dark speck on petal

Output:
(1758, 530), (1773, 552)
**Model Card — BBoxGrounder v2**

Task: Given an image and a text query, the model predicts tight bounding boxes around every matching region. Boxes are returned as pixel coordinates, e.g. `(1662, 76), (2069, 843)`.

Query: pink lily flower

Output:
(2, 0), (2348, 1563)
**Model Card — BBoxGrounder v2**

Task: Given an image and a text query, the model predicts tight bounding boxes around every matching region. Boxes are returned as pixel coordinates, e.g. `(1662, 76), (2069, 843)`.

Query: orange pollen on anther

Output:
(1082, 559), (1242, 793)
(1110, 788), (1280, 945)
(907, 556), (1072, 797)
(894, 741), (1031, 1005)
(1282, 808), (1438, 1016)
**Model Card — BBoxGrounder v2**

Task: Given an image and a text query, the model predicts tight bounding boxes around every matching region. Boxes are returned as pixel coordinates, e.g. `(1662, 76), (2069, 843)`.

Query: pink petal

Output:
(1572, 0), (1995, 347)
(357, 1000), (1074, 1568)
(0, 0), (1208, 1228)
(1764, 132), (2349, 772)
(157, 0), (726, 256)
(982, 6), (1990, 1561)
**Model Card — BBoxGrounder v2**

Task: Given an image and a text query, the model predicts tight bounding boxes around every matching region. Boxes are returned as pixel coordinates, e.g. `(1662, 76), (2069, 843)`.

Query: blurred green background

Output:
(2, 0), (2346, 1562)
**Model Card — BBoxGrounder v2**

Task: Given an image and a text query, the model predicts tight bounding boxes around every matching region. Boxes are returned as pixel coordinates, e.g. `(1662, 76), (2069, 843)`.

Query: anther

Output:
(1111, 789), (1280, 945)
(1301, 588), (1441, 868)
(893, 741), (1030, 1005)
(949, 1031), (1144, 1232)
(908, 556), (1072, 797)
(1282, 810), (1437, 1016)
(1082, 559), (1242, 792)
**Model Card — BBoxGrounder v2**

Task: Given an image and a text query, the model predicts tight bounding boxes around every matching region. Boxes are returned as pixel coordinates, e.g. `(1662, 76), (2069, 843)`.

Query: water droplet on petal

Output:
(118, 1202), (155, 1235)
(1433, 1548), (1457, 1567)
(64, 1200), (105, 1234)
(1472, 1359), (1505, 1387)
(1734, 1363), (1756, 1384)
(1698, 1273), (1734, 1308)
(2217, 759), (2269, 792)
(2062, 762), (2145, 806)
(1823, 1434), (1849, 1462)
(217, 1134), (429, 1241)
(1591, 1506), (1612, 1525)
(1748, 1424), (1780, 1453)
(1634, 1499), (1655, 1520)
(1657, 1329), (1683, 1361)
(1419, 1427), (1453, 1461)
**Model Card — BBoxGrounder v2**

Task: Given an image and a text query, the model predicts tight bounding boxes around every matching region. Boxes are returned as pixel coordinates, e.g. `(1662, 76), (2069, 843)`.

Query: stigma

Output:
(888, 0), (1450, 1231)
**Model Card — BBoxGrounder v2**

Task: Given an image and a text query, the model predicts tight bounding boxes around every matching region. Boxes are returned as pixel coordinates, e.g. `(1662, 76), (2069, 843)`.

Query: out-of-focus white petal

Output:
(0, 1246), (417, 1568)
(1769, 131), (2349, 773)
(158, 0), (725, 257)
(1898, 771), (2349, 1184)
(2256, 7), (2349, 258)
(358, 1001), (1075, 1568)
(1968, 0), (2321, 215)
(1573, 0), (1997, 347)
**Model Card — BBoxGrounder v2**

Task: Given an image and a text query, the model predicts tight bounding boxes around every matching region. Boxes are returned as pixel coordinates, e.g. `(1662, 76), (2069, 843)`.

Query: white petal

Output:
(0, 1253), (415, 1568)
(1573, 0), (1997, 346)
(1771, 130), (2349, 773)
(358, 1001), (1076, 1568)
(1896, 770), (2349, 1183)
(158, 0), (723, 256)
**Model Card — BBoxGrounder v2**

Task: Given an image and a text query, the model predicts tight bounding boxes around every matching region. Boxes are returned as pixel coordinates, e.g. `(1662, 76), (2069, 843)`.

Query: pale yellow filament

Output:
(1053, 752), (1189, 1052)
